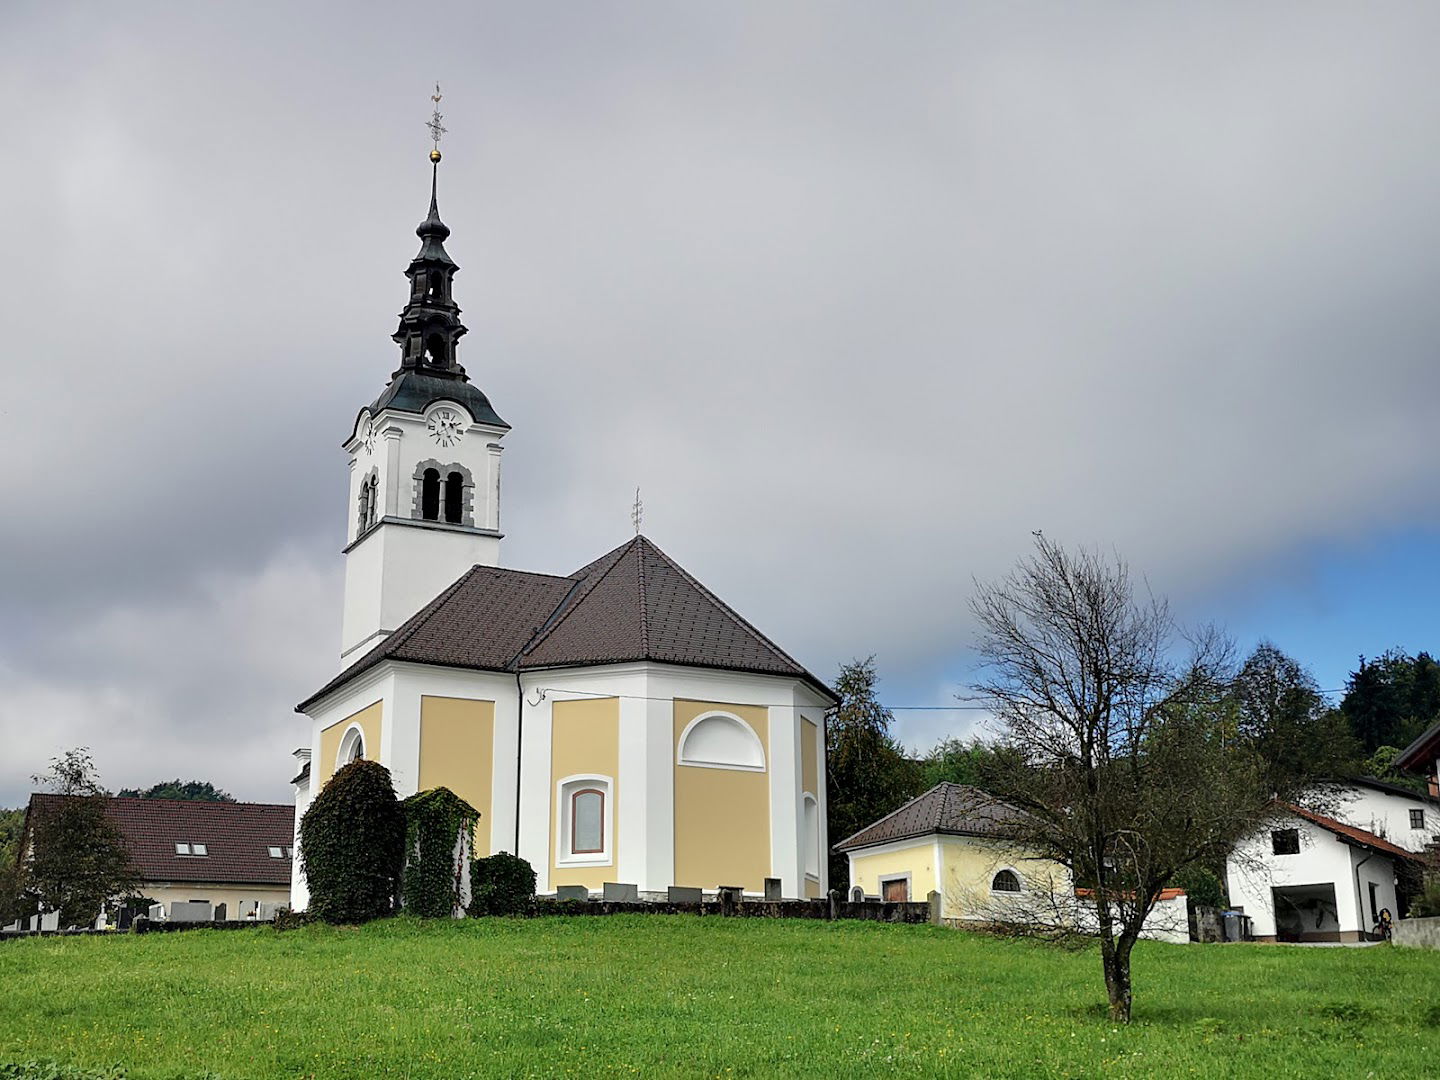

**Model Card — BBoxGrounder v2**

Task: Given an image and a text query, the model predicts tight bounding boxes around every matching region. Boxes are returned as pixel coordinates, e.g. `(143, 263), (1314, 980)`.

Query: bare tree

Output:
(970, 535), (1306, 1022)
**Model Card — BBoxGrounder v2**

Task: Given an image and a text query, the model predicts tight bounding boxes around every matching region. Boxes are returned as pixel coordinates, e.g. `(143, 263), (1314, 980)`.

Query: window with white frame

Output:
(802, 793), (820, 878)
(676, 712), (765, 771)
(991, 868), (1022, 893)
(337, 726), (365, 769)
(557, 776), (612, 865)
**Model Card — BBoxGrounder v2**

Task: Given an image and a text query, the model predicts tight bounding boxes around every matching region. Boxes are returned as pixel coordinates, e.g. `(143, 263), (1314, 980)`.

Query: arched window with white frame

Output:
(336, 725), (365, 770)
(556, 775), (613, 866)
(676, 712), (766, 772)
(991, 868), (1022, 894)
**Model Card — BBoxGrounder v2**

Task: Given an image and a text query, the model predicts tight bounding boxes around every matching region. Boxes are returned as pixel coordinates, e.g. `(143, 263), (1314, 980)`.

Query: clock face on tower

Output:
(361, 421), (376, 456)
(427, 409), (463, 447)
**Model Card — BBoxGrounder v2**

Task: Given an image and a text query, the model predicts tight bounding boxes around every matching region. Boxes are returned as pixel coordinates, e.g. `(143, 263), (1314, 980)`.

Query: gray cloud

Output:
(3, 2), (1440, 803)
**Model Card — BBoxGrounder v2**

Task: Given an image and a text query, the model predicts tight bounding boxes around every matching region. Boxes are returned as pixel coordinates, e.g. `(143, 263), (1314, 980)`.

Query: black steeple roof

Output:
(364, 155), (507, 430)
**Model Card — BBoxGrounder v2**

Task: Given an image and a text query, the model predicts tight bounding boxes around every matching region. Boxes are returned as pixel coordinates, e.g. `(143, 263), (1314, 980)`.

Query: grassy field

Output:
(1, 916), (1438, 1078)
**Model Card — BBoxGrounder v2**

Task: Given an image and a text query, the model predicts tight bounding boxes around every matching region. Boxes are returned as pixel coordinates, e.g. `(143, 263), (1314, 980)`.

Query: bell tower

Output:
(338, 96), (509, 663)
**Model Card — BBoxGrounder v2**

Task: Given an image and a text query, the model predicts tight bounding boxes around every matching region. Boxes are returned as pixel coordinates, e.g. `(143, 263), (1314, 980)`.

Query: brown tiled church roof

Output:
(299, 536), (835, 711)
(835, 782), (1027, 852)
(26, 795), (294, 886)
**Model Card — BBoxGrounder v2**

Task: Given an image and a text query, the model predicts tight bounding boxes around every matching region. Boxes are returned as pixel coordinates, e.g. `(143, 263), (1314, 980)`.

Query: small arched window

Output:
(337, 726), (365, 769)
(570, 789), (604, 854)
(443, 471), (463, 524)
(991, 869), (1022, 894)
(421, 468), (441, 521)
(427, 272), (445, 300)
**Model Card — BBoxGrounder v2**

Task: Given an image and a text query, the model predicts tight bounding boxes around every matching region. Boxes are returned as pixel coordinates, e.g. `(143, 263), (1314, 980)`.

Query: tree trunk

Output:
(1102, 936), (1134, 1023)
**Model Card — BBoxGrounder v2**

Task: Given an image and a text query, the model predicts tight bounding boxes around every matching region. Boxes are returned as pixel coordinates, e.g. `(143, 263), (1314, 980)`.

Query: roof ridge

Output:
(834, 783), (945, 850)
(1283, 802), (1421, 862)
(517, 537), (639, 661)
(637, 536), (813, 679)
(635, 536), (651, 654)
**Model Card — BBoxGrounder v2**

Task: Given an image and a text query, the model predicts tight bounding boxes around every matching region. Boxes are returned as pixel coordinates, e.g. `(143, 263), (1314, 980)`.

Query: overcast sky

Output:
(3, 2), (1439, 806)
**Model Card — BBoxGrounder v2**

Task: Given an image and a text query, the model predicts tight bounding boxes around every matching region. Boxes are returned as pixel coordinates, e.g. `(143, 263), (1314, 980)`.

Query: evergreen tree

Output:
(1341, 649), (1440, 754)
(825, 657), (923, 889)
(116, 780), (236, 802)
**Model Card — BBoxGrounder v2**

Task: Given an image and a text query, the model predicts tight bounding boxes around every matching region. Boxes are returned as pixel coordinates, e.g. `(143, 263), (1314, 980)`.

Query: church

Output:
(289, 141), (834, 907)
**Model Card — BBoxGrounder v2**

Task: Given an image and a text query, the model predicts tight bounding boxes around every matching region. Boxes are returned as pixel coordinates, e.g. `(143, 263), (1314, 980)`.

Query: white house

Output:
(1226, 779), (1434, 943)
(1398, 720), (1440, 798)
(289, 147), (834, 909)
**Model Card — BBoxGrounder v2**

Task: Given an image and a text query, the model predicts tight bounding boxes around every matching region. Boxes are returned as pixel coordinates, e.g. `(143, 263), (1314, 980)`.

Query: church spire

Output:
(392, 85), (467, 378)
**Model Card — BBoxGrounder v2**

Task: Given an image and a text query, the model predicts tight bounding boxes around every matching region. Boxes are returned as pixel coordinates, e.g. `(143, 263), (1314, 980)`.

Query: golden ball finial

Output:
(430, 149), (442, 163)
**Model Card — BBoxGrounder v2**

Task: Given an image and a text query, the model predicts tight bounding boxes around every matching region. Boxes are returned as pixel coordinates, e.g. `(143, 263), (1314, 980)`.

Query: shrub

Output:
(299, 759), (406, 924)
(468, 852), (536, 916)
(1170, 865), (1227, 910)
(400, 787), (480, 918)
(1408, 874), (1440, 918)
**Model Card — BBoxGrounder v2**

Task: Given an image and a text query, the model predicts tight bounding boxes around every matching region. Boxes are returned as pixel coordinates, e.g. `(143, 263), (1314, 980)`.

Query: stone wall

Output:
(1394, 915), (1440, 950)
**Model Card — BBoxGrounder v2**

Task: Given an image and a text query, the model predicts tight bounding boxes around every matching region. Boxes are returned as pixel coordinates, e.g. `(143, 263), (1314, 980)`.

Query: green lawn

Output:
(1, 916), (1438, 1078)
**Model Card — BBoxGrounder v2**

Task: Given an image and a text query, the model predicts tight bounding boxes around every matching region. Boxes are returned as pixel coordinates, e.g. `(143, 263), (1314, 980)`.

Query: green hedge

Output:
(298, 760), (405, 924)
(400, 787), (480, 918)
(468, 852), (536, 916)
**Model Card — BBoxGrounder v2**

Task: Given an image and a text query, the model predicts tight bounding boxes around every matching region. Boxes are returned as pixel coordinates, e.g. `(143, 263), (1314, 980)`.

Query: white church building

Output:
(289, 146), (833, 908)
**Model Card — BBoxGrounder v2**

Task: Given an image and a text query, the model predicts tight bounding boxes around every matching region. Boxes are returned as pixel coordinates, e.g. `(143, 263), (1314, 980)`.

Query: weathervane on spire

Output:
(427, 82), (447, 162)
(631, 487), (644, 535)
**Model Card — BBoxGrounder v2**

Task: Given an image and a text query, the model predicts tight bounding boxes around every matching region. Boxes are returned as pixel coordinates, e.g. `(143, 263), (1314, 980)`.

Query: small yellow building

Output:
(837, 782), (1066, 923)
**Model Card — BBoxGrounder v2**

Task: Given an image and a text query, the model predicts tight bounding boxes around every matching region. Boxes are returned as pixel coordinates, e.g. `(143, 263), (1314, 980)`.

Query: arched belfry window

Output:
(424, 333), (447, 367)
(413, 460), (474, 526)
(421, 469), (441, 521)
(357, 471), (378, 535)
(427, 271), (445, 301)
(444, 472), (463, 524)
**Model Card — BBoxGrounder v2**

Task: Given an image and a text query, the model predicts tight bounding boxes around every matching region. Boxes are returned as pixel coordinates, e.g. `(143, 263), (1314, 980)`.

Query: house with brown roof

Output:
(290, 148), (834, 908)
(837, 783), (1192, 942)
(1225, 781), (1434, 943)
(13, 796), (293, 925)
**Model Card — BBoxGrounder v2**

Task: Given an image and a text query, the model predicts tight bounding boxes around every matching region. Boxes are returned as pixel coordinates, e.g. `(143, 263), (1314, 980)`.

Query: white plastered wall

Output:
(1226, 815), (1372, 937)
(339, 401), (506, 660)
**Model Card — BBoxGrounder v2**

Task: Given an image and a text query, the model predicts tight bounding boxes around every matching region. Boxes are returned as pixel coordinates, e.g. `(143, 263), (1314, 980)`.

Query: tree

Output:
(24, 748), (137, 927)
(970, 536), (1321, 1023)
(1341, 649), (1440, 755)
(826, 657), (924, 889)
(1229, 642), (1359, 791)
(1357, 745), (1430, 795)
(299, 759), (406, 924)
(116, 780), (236, 802)
(920, 736), (1016, 790)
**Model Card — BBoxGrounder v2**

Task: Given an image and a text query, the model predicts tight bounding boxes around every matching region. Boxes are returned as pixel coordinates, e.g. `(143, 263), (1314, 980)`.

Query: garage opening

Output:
(1272, 883), (1340, 942)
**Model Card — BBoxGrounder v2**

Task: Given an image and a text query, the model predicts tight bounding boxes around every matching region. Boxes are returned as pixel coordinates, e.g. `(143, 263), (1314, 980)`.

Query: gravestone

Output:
(148, 904), (166, 921)
(603, 882), (639, 903)
(763, 878), (783, 901)
(555, 885), (590, 902)
(667, 886), (703, 904)
(928, 890), (942, 926)
(236, 900), (259, 920)
(849, 886), (865, 903)
(256, 902), (282, 922)
(212, 903), (227, 922)
(168, 902), (214, 923)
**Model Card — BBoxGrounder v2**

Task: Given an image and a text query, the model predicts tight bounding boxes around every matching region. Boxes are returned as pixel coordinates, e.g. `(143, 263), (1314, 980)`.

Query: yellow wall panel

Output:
(801, 717), (819, 796)
(549, 697), (619, 892)
(673, 699), (771, 892)
(419, 696), (496, 856)
(849, 841), (937, 901)
(318, 700), (383, 789)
